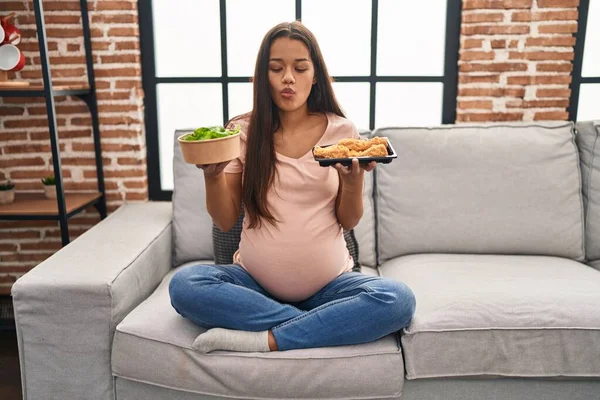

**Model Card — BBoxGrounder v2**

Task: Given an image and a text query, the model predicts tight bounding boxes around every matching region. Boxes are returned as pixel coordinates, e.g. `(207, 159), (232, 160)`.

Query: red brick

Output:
(0, 107), (25, 116)
(459, 62), (528, 72)
(509, 51), (574, 60)
(91, 14), (138, 24)
(114, 80), (142, 89)
(462, 39), (484, 49)
(456, 112), (524, 122)
(506, 75), (571, 85)
(19, 242), (63, 251)
(101, 129), (142, 139)
(93, 1), (137, 10)
(458, 100), (494, 109)
(491, 40), (507, 48)
(536, 88), (571, 97)
(115, 41), (139, 51)
(463, 0), (532, 9)
(462, 12), (505, 23)
(107, 27), (139, 37)
(459, 74), (501, 84)
(95, 68), (141, 78)
(461, 25), (530, 35)
(99, 54), (140, 64)
(45, 15), (81, 24)
(460, 51), (496, 61)
(458, 88), (526, 97)
(534, 111), (569, 120)
(0, 157), (45, 168)
(123, 180), (148, 189)
(538, 0), (579, 7)
(117, 157), (145, 166)
(92, 41), (112, 51)
(521, 99), (570, 108)
(124, 192), (148, 201)
(0, 231), (41, 240)
(526, 36), (576, 47)
(0, 244), (18, 252)
(536, 63), (573, 72)
(538, 23), (578, 34)
(97, 104), (141, 113)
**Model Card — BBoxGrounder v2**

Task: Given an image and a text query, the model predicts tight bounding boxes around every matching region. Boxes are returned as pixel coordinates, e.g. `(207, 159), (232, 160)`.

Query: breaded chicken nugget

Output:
(314, 145), (350, 159)
(358, 143), (388, 157)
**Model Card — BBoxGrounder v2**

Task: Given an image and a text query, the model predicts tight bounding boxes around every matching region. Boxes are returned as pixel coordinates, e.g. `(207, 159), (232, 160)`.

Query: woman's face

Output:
(268, 37), (316, 113)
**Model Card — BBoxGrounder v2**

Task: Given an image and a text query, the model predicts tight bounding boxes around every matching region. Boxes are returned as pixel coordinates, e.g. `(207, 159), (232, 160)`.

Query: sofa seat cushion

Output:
(379, 254), (600, 380)
(112, 263), (404, 400)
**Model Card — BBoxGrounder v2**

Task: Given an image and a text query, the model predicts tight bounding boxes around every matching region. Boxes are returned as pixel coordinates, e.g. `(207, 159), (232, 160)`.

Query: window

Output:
(571, 0), (599, 121)
(140, 0), (461, 199)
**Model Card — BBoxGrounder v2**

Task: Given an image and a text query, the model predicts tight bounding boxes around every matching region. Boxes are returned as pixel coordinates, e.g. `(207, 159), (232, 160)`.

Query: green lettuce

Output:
(183, 124), (241, 141)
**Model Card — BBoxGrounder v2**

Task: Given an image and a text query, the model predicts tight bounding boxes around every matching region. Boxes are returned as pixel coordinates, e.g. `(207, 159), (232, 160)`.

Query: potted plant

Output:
(41, 175), (56, 199)
(177, 125), (241, 165)
(0, 180), (15, 204)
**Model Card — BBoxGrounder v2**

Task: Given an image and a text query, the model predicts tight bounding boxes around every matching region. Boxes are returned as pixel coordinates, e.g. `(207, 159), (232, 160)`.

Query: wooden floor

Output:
(0, 329), (22, 400)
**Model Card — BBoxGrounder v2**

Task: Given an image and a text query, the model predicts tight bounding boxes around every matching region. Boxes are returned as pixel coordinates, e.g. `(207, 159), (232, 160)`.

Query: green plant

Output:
(0, 180), (15, 191)
(182, 124), (241, 141)
(41, 176), (56, 186)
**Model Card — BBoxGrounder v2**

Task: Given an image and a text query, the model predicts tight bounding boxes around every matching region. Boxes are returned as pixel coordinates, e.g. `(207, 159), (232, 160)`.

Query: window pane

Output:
(302, 0), (371, 76)
(332, 82), (370, 131)
(156, 83), (223, 190)
(377, 0), (446, 76)
(582, 1), (600, 77)
(228, 82), (253, 120)
(376, 82), (443, 127)
(152, 0), (221, 77)
(227, 0), (295, 77)
(577, 84), (600, 121)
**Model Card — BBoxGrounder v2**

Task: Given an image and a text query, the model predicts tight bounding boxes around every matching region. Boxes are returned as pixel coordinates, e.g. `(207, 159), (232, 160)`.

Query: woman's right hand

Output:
(196, 161), (231, 179)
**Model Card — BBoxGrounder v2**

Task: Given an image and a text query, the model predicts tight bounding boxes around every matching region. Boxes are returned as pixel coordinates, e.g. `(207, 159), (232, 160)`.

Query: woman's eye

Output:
(270, 68), (282, 72)
(296, 68), (307, 73)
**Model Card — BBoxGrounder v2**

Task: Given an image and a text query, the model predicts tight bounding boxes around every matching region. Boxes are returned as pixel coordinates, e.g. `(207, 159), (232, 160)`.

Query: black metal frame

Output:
(140, 0), (461, 201)
(570, 0), (596, 121)
(0, 0), (107, 246)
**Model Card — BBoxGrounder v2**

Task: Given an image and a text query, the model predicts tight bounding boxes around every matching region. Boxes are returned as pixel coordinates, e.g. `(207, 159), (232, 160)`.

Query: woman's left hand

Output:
(333, 159), (376, 188)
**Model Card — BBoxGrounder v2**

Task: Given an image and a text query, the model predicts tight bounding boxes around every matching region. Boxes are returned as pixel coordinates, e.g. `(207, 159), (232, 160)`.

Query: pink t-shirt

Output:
(224, 112), (360, 302)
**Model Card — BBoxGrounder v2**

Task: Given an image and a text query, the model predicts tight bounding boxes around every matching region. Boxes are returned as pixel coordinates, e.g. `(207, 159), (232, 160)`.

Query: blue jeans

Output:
(169, 264), (416, 351)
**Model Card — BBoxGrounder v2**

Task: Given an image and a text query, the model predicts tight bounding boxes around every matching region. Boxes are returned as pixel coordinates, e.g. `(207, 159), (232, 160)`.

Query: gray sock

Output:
(192, 327), (271, 353)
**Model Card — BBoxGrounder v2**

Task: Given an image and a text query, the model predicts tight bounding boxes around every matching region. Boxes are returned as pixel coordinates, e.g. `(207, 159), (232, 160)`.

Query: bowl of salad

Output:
(178, 124), (241, 165)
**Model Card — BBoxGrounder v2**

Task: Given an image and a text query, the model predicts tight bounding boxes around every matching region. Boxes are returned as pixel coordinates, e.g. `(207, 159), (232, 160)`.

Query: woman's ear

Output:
(313, 78), (317, 85)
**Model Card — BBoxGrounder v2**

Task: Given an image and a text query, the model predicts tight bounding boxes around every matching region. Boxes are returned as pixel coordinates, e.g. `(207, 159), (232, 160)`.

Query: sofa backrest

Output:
(172, 129), (214, 266)
(373, 121), (585, 264)
(575, 120), (600, 263)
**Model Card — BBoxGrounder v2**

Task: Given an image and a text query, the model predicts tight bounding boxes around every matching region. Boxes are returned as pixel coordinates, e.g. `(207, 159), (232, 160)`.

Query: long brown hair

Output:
(236, 21), (345, 229)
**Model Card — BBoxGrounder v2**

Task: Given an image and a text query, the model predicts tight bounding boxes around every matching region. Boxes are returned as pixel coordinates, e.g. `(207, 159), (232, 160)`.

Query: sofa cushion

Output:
(374, 122), (585, 263)
(112, 263), (402, 400)
(172, 129), (215, 265)
(379, 254), (600, 379)
(575, 120), (600, 262)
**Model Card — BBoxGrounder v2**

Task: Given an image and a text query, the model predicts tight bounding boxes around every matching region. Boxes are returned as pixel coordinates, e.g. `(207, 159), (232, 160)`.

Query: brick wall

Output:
(457, 0), (579, 122)
(0, 0), (146, 294)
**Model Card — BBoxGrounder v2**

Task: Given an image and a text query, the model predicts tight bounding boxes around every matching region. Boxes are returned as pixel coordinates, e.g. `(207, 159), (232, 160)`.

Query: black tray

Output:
(312, 140), (398, 167)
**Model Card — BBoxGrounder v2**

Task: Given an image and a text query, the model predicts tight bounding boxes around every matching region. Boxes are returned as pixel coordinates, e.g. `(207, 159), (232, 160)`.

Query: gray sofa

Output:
(11, 120), (600, 400)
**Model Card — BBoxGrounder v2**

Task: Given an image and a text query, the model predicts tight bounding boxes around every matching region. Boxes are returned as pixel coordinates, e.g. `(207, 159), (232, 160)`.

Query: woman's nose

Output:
(282, 70), (294, 84)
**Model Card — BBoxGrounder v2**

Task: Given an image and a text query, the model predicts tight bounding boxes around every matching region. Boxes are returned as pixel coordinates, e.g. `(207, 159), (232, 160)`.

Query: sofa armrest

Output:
(11, 201), (173, 400)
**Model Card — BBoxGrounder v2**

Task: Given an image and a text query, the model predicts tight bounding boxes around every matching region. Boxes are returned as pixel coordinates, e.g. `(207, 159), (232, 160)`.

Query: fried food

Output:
(313, 145), (350, 159)
(314, 137), (389, 159)
(356, 143), (388, 157)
